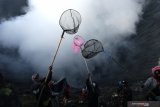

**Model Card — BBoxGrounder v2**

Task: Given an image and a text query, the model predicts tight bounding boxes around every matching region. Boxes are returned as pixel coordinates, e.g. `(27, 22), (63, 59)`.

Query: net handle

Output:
(37, 31), (65, 107)
(51, 30), (65, 66)
(45, 30), (65, 83)
(80, 47), (93, 84)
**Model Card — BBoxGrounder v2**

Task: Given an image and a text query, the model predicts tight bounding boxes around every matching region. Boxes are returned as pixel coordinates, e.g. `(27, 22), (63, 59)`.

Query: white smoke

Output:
(0, 0), (145, 87)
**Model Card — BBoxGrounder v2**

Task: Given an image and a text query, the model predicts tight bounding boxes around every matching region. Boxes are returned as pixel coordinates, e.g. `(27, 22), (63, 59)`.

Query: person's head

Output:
(92, 81), (98, 88)
(118, 80), (128, 88)
(32, 73), (39, 82)
(82, 88), (86, 93)
(92, 82), (96, 87)
(152, 65), (160, 80)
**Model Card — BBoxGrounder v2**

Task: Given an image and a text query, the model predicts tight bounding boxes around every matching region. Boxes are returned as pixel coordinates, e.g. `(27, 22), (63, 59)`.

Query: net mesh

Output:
(59, 9), (81, 34)
(82, 39), (104, 59)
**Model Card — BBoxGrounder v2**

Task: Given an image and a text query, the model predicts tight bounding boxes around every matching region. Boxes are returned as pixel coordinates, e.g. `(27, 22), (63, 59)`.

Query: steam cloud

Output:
(0, 0), (146, 87)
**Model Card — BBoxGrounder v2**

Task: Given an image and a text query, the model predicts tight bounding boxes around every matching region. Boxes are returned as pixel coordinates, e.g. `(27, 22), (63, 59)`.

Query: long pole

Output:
(45, 31), (65, 83)
(37, 31), (65, 107)
(82, 56), (90, 74)
(80, 47), (93, 84)
(51, 31), (65, 66)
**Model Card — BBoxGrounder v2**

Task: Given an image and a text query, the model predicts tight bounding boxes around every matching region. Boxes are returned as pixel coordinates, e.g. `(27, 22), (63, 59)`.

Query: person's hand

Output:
(48, 81), (54, 88)
(49, 66), (52, 71)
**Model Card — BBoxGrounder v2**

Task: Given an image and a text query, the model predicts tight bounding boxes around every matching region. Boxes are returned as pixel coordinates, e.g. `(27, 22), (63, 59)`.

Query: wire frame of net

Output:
(59, 9), (81, 34)
(82, 39), (104, 59)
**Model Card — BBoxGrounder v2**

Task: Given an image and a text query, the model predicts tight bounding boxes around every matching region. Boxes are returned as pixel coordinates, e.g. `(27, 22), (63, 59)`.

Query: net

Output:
(82, 39), (104, 59)
(59, 9), (81, 34)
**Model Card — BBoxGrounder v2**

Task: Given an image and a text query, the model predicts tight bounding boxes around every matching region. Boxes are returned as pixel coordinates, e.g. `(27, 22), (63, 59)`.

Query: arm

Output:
(46, 66), (53, 84)
(86, 73), (92, 91)
(143, 77), (152, 89)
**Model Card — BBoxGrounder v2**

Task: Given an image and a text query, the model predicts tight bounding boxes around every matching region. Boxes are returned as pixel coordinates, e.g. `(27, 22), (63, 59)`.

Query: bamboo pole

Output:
(37, 31), (65, 107)
(80, 47), (93, 85)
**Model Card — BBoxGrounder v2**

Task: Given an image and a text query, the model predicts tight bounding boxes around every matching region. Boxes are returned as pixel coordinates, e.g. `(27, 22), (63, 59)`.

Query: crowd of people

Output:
(29, 65), (160, 107)
(30, 65), (160, 107)
(0, 65), (160, 107)
(31, 66), (101, 107)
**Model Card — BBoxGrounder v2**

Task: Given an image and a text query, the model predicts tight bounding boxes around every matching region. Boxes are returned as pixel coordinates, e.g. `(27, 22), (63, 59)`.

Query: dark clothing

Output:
(152, 85), (160, 96)
(49, 78), (70, 106)
(86, 79), (100, 107)
(146, 84), (160, 101)
(32, 71), (52, 107)
(117, 86), (132, 101)
(143, 77), (160, 101)
(117, 86), (132, 107)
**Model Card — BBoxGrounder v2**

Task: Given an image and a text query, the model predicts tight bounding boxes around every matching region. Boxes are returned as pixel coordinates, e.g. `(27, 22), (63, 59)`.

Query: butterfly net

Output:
(82, 39), (104, 59)
(59, 9), (81, 34)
